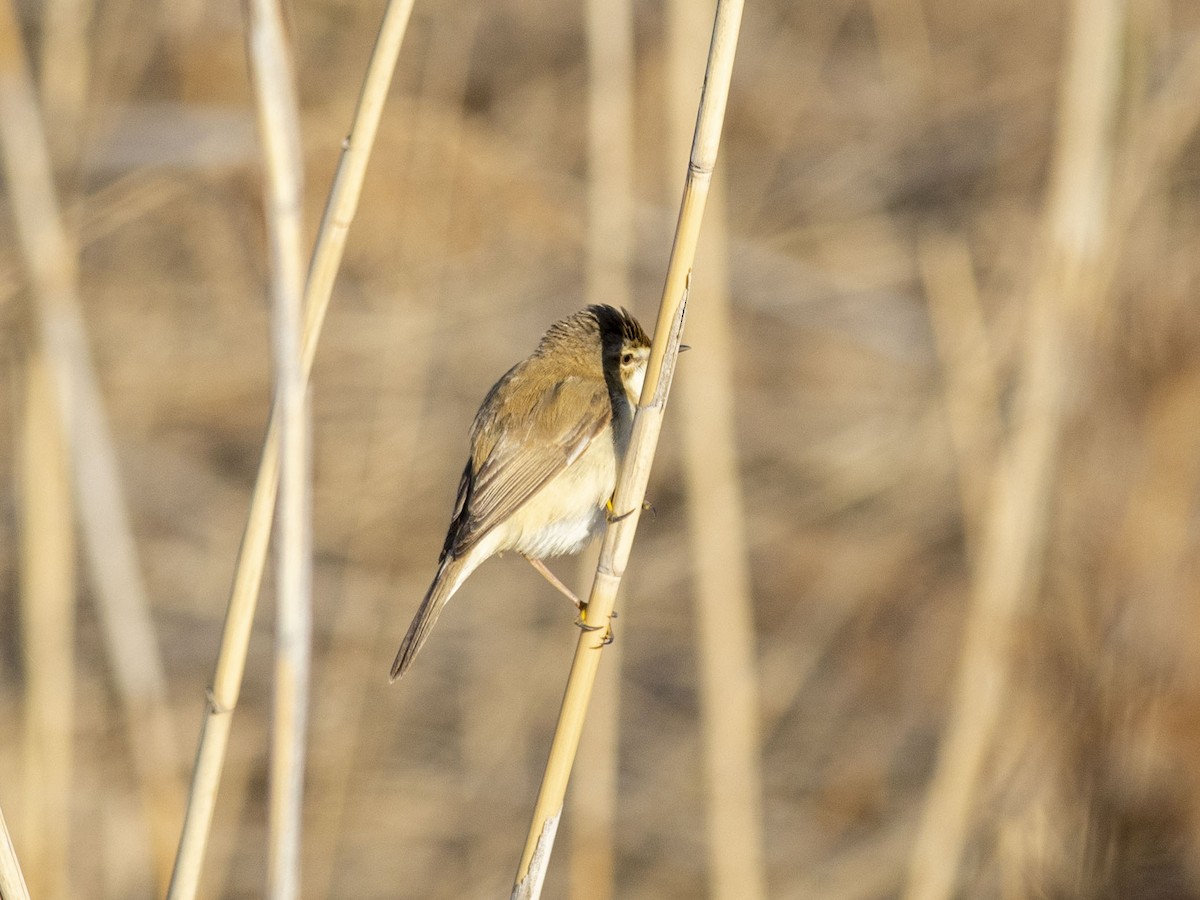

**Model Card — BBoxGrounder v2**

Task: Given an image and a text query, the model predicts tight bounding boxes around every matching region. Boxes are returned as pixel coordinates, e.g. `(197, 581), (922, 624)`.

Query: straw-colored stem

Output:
(566, 0), (634, 896)
(301, 19), (472, 898)
(673, 130), (767, 900)
(300, 0), (419, 378)
(1092, 33), (1200, 311)
(916, 229), (1002, 560)
(20, 350), (75, 900)
(666, 3), (766, 897)
(583, 0), (633, 307)
(511, 2), (744, 896)
(167, 415), (279, 900)
(302, 7), (475, 867)
(37, 0), (93, 166)
(902, 0), (1123, 896)
(166, 2), (416, 896)
(568, 548), (621, 900)
(0, 802), (31, 900)
(197, 714), (266, 900)
(0, 4), (182, 888)
(243, 0), (311, 894)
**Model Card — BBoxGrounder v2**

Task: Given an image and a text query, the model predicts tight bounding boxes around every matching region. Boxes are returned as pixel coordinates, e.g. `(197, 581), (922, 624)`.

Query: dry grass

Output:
(2, 0), (1200, 897)
(241, 0), (311, 894)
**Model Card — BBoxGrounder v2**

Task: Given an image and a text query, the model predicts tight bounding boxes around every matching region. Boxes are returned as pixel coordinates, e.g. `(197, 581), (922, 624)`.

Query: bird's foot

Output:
(574, 611), (615, 646)
(605, 498), (654, 523)
(575, 610), (603, 632)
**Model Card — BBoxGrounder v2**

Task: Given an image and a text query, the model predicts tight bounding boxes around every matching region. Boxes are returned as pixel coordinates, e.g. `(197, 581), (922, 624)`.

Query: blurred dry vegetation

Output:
(3, 0), (1200, 897)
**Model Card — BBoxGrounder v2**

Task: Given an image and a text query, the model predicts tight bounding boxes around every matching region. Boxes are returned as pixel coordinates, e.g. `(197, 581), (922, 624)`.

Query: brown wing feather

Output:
(449, 369), (611, 556)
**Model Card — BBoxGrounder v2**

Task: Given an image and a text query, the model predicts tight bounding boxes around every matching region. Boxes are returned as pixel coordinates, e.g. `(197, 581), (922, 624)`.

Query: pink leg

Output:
(522, 555), (584, 610)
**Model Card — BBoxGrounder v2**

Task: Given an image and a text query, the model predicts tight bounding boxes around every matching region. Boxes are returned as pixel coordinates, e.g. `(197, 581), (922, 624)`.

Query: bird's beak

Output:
(678, 344), (692, 352)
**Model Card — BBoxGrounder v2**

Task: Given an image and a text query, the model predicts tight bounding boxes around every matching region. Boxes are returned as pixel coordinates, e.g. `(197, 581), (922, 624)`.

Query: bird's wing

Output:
(449, 373), (612, 555)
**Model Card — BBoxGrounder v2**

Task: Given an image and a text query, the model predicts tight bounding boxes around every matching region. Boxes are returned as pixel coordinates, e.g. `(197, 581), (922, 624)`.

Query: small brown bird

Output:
(389, 305), (652, 682)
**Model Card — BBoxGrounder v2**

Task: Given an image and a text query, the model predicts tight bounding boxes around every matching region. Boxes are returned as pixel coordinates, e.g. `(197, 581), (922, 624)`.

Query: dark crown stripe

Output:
(586, 304), (650, 346)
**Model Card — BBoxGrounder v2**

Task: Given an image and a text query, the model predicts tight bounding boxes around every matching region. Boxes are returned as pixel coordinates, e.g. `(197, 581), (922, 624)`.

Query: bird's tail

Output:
(389, 555), (470, 682)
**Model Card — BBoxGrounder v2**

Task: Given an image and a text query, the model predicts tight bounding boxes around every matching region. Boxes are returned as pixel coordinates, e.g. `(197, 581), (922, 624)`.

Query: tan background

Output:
(2, 0), (1200, 896)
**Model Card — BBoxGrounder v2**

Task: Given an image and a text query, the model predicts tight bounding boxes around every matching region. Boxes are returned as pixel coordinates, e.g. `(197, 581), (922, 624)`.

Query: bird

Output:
(389, 304), (652, 682)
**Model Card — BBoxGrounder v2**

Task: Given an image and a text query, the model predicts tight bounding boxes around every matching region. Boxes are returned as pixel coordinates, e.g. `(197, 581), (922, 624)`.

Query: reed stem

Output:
(166, 1), (418, 896)
(511, 2), (745, 896)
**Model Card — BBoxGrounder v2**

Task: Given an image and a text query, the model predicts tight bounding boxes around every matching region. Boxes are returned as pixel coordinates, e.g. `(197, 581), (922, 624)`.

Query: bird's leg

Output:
(522, 554), (584, 610)
(522, 554), (611, 633)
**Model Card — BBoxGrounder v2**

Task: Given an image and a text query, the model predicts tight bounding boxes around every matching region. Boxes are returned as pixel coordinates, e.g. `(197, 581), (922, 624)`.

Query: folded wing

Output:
(448, 372), (611, 556)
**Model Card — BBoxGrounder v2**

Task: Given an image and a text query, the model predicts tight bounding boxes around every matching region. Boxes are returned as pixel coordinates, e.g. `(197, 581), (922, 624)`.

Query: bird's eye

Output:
(622, 352), (633, 365)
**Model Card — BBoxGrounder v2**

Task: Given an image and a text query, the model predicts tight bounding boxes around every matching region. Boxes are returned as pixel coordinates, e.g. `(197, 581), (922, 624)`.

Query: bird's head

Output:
(592, 305), (650, 407)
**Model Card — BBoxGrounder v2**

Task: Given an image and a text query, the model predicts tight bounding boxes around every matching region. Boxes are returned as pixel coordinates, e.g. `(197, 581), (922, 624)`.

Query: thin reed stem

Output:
(37, 0), (92, 166)
(166, 2), (417, 896)
(902, 0), (1124, 896)
(917, 228), (1002, 560)
(242, 0), (311, 894)
(305, 7), (478, 888)
(20, 349), (75, 900)
(668, 2), (766, 893)
(0, 2), (182, 887)
(567, 0), (634, 895)
(511, 2), (745, 896)
(568, 548), (621, 900)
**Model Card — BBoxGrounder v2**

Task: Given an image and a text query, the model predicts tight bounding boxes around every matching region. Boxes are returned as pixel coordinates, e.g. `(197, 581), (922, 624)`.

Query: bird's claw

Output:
(604, 496), (662, 525)
(604, 497), (655, 523)
(575, 608), (616, 645)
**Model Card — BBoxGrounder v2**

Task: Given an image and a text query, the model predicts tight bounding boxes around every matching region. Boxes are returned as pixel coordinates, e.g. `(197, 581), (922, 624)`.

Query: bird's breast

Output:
(499, 429), (617, 558)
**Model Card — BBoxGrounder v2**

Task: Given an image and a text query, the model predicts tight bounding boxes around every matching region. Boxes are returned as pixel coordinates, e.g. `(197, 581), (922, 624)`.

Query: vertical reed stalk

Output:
(304, 7), (477, 876)
(20, 350), (75, 900)
(37, 0), (93, 166)
(0, 2), (182, 887)
(568, 0), (635, 895)
(511, 2), (744, 896)
(197, 714), (266, 900)
(668, 2), (766, 892)
(916, 229), (1001, 558)
(902, 0), (1124, 896)
(583, 0), (633, 308)
(167, 2), (417, 896)
(568, 550), (621, 900)
(243, 0), (310, 894)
